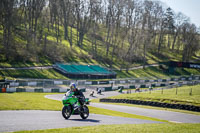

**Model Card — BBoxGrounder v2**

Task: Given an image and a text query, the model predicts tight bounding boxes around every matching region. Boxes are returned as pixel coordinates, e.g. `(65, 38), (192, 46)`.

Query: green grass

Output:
(1, 65), (199, 80)
(0, 69), (68, 80)
(0, 93), (62, 110)
(0, 93), (167, 122)
(115, 66), (200, 79)
(13, 123), (200, 133)
(109, 85), (200, 106)
(0, 59), (52, 68)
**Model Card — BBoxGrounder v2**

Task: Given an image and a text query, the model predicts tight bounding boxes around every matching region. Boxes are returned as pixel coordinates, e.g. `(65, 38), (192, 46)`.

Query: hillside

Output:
(0, 0), (200, 80)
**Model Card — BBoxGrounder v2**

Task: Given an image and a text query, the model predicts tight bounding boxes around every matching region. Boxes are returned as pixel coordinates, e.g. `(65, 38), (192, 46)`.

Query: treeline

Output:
(0, 0), (200, 69)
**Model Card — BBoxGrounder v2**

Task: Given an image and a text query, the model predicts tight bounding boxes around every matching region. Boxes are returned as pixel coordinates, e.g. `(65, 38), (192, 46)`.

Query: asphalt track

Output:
(90, 103), (200, 123)
(0, 110), (161, 132)
(46, 92), (200, 123)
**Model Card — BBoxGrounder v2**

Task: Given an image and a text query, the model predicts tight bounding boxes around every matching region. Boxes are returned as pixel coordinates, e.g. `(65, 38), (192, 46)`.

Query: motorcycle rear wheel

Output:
(80, 105), (89, 119)
(62, 106), (72, 119)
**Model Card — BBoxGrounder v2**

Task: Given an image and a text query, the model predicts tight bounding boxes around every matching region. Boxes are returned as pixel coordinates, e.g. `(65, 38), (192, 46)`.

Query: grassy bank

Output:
(14, 123), (200, 133)
(0, 60), (52, 68)
(116, 66), (200, 79)
(109, 85), (200, 106)
(0, 69), (68, 80)
(1, 66), (200, 80)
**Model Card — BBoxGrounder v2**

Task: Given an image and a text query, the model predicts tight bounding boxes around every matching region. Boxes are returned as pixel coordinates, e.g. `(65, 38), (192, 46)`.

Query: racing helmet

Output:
(70, 83), (76, 92)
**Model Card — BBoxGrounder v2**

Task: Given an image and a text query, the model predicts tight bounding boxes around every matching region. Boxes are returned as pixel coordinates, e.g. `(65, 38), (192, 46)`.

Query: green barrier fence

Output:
(16, 88), (26, 92)
(34, 89), (43, 92)
(160, 84), (166, 87)
(140, 85), (146, 88)
(92, 81), (98, 85)
(37, 82), (43, 86)
(19, 82), (28, 86)
(104, 87), (112, 91)
(151, 84), (156, 87)
(129, 85), (136, 89)
(51, 89), (59, 92)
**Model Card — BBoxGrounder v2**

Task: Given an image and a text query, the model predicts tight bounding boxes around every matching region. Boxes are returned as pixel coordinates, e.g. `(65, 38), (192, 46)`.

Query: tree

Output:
(49, 0), (62, 44)
(164, 7), (174, 49)
(89, 0), (102, 58)
(75, 0), (91, 47)
(0, 0), (199, 66)
(181, 22), (199, 62)
(157, 6), (165, 54)
(172, 12), (189, 51)
(0, 0), (17, 60)
(163, 7), (175, 49)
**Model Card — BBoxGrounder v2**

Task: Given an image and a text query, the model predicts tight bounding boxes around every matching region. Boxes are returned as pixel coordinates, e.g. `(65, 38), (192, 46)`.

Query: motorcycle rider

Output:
(69, 83), (85, 109)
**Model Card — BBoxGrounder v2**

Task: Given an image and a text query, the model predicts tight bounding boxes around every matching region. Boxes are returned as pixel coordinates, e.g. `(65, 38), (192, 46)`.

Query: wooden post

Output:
(161, 88), (163, 94)
(189, 88), (192, 96)
(176, 87), (178, 95)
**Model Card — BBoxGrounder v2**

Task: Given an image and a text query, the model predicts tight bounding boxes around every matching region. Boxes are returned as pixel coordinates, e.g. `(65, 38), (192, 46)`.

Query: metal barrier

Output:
(1, 75), (200, 93)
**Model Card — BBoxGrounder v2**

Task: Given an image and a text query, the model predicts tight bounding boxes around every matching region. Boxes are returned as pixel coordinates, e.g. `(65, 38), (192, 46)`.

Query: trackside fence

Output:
(1, 75), (200, 93)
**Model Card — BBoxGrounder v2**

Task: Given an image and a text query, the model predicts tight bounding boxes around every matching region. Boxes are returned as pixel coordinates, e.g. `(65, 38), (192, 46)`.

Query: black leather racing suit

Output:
(73, 88), (85, 106)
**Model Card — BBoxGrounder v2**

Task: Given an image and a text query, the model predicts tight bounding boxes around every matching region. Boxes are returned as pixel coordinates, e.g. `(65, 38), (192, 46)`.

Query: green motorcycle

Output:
(62, 91), (89, 119)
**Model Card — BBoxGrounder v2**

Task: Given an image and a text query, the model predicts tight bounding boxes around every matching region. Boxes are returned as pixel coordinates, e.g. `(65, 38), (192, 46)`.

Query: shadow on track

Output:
(69, 119), (100, 123)
(89, 96), (97, 98)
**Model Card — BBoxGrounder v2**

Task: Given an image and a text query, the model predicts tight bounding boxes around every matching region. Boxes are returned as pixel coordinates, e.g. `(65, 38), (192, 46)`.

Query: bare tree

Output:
(89, 0), (103, 58)
(141, 0), (155, 68)
(181, 23), (199, 62)
(172, 12), (189, 51)
(75, 0), (91, 47)
(1, 0), (17, 60)
(156, 6), (165, 54)
(1, 0), (200, 66)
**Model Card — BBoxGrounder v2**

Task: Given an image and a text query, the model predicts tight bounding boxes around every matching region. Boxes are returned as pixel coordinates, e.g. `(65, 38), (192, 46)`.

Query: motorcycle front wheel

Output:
(80, 105), (89, 119)
(62, 105), (72, 119)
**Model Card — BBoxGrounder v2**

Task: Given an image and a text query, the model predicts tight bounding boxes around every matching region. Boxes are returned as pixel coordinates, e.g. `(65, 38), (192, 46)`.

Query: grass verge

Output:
(13, 123), (200, 133)
(89, 106), (167, 123)
(109, 85), (200, 106)
(0, 93), (62, 110)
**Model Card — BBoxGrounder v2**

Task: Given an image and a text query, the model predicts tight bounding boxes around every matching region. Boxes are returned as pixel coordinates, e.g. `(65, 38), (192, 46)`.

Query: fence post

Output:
(161, 88), (163, 94)
(189, 88), (192, 96)
(176, 87), (178, 95)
